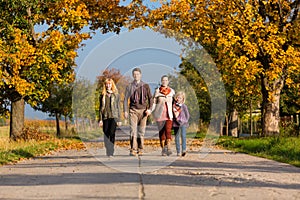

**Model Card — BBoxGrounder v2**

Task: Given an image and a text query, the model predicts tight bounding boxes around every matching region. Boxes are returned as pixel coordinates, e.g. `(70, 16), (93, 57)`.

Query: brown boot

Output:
(166, 139), (172, 156)
(161, 140), (166, 156)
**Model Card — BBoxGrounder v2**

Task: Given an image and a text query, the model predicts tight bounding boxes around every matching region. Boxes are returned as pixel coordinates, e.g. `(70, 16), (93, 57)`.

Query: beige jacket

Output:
(151, 87), (175, 121)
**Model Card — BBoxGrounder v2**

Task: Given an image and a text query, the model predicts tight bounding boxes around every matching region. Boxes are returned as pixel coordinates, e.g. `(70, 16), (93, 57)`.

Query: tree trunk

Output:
(64, 115), (68, 131)
(296, 114), (300, 136)
(250, 100), (253, 136)
(229, 109), (238, 137)
(55, 113), (60, 137)
(261, 77), (283, 136)
(225, 114), (229, 136)
(10, 98), (25, 140)
(220, 120), (223, 136)
(239, 117), (243, 136)
(75, 116), (79, 131)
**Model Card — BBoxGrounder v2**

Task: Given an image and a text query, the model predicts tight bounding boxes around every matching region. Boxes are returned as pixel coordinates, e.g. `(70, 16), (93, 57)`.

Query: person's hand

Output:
(117, 122), (122, 126)
(145, 109), (151, 116)
(124, 111), (128, 119)
(98, 121), (103, 127)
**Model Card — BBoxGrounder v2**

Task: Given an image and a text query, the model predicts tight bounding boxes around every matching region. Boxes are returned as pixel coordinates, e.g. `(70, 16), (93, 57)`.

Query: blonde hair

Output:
(102, 78), (118, 95)
(174, 91), (186, 103)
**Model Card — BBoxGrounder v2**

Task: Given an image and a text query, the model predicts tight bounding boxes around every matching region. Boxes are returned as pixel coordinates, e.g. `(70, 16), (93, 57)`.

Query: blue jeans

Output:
(174, 126), (186, 153)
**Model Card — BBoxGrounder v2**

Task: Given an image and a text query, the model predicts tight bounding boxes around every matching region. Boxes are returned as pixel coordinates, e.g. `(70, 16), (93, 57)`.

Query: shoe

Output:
(181, 152), (186, 157)
(130, 150), (137, 156)
(137, 150), (143, 156)
(177, 153), (180, 156)
(162, 146), (167, 156)
(166, 139), (172, 156)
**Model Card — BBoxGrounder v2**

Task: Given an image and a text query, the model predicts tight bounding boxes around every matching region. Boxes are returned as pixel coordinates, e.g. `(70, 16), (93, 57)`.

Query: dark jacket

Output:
(123, 81), (153, 111)
(99, 93), (121, 122)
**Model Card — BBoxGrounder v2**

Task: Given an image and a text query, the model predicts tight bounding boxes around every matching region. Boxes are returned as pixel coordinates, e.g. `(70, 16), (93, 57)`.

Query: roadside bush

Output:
(280, 121), (299, 137)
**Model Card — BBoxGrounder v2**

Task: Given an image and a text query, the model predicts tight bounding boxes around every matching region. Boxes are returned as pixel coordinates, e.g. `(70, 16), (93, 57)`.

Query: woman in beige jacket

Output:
(152, 75), (175, 156)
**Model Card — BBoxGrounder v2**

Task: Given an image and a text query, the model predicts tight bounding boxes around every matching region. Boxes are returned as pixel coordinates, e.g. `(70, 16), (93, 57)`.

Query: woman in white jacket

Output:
(152, 75), (175, 156)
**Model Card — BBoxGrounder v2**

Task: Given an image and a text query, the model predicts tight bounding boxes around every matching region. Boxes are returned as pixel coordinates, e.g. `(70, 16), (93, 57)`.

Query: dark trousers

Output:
(103, 118), (117, 156)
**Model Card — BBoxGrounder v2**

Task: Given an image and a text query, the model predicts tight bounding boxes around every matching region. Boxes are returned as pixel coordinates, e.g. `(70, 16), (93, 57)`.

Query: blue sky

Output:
(77, 28), (183, 82)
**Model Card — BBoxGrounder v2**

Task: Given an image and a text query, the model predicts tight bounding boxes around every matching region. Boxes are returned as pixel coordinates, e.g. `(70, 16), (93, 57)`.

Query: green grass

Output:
(217, 136), (300, 167)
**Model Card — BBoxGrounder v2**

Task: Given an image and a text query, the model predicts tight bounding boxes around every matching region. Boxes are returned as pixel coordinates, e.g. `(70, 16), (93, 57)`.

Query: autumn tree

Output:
(143, 0), (300, 136)
(0, 0), (90, 140)
(0, 0), (138, 140)
(178, 47), (262, 136)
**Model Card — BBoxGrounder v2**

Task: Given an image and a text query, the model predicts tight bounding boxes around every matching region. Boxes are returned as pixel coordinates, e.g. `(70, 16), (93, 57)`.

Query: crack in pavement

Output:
(138, 155), (146, 200)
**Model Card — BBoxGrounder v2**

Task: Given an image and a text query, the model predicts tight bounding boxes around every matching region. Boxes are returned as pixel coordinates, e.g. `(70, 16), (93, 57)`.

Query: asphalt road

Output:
(1, 144), (300, 200)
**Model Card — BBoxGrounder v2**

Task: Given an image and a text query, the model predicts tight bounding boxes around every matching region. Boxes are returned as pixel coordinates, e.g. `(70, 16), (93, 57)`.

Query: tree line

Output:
(0, 0), (299, 139)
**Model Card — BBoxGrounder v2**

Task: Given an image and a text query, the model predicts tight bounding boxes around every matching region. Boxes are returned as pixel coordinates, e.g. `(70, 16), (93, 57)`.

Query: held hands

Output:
(125, 110), (151, 118)
(145, 109), (151, 116)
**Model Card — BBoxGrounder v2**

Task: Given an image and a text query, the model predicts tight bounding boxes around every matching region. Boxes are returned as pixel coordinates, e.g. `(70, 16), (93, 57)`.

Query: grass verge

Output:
(0, 138), (84, 166)
(217, 136), (300, 167)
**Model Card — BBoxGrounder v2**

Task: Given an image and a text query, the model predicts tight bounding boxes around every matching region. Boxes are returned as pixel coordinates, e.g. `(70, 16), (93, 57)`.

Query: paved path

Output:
(0, 144), (300, 200)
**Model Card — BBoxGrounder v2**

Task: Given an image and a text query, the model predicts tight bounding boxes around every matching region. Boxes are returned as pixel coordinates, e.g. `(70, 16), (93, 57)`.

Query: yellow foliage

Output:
(0, 0), (93, 104)
(146, 0), (300, 100)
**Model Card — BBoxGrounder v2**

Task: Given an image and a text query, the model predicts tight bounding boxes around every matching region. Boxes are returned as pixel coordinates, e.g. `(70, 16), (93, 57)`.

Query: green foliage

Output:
(280, 120), (299, 137)
(33, 82), (73, 119)
(0, 95), (10, 117)
(168, 69), (202, 124)
(176, 58), (211, 122)
(280, 72), (300, 115)
(72, 77), (98, 132)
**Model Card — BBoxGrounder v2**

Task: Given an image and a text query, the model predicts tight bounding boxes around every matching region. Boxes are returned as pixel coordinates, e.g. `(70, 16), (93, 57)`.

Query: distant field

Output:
(0, 126), (9, 139)
(0, 119), (70, 139)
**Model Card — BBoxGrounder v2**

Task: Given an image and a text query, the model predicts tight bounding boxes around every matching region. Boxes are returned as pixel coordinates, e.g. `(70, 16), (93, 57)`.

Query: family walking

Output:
(99, 68), (190, 157)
